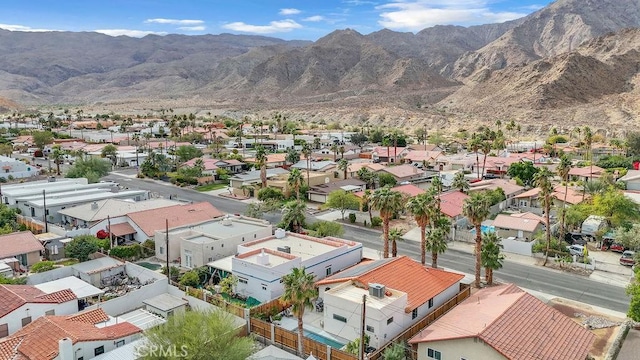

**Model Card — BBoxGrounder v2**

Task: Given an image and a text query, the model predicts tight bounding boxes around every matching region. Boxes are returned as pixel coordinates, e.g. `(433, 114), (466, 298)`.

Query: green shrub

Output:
(257, 187), (285, 201)
(109, 244), (142, 260)
(179, 270), (201, 287)
(371, 216), (382, 227)
(31, 261), (56, 273)
(348, 213), (357, 223)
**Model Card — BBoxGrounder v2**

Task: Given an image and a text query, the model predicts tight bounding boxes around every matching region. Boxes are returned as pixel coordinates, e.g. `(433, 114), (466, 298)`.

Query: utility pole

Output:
(107, 215), (113, 249)
(42, 190), (48, 233)
(165, 218), (170, 285)
(360, 294), (367, 360)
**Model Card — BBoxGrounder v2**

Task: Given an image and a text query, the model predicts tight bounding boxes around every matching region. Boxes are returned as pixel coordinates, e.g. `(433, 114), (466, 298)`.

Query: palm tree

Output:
(481, 232), (504, 285)
(425, 214), (451, 269)
(584, 126), (594, 187)
(481, 140), (491, 179)
(288, 168), (304, 200)
(330, 143), (339, 161)
(301, 142), (312, 186)
(406, 192), (435, 265)
(338, 158), (348, 179)
(281, 200), (307, 232)
(357, 167), (377, 189)
(534, 168), (554, 266)
(451, 172), (469, 193)
(313, 137), (321, 150)
(463, 192), (491, 287)
(469, 134), (482, 180)
(556, 155), (572, 242)
(387, 228), (404, 257)
(255, 145), (267, 188)
(281, 267), (318, 357)
(50, 145), (64, 175)
(370, 186), (405, 258)
(361, 190), (374, 226)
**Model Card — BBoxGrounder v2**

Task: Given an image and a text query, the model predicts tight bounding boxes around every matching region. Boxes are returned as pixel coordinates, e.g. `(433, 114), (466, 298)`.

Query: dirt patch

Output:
(548, 298), (624, 360)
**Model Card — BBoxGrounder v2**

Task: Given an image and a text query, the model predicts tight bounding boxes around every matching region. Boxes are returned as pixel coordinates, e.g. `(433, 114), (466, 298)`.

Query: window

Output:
(115, 340), (125, 347)
(427, 348), (441, 360)
(261, 284), (267, 290)
(45, 310), (55, 316)
(242, 237), (245, 241)
(78, 357), (83, 360)
(326, 267), (332, 276)
(0, 324), (8, 338)
(159, 246), (164, 255)
(333, 314), (347, 323)
(238, 277), (248, 284)
(366, 325), (374, 333)
(221, 243), (224, 247)
(94, 346), (105, 356)
(412, 308), (418, 319)
(428, 298), (434, 308)
(21, 317), (31, 327)
(211, 247), (214, 250)
(387, 317), (393, 325)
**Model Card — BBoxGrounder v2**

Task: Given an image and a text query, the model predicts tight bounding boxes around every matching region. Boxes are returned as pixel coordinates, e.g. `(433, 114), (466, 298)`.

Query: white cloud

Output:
(376, 0), (526, 31)
(303, 15), (325, 22)
(144, 18), (204, 25)
(279, 8), (301, 15)
(178, 26), (206, 31)
(0, 24), (58, 32)
(222, 19), (302, 34)
(94, 29), (167, 37)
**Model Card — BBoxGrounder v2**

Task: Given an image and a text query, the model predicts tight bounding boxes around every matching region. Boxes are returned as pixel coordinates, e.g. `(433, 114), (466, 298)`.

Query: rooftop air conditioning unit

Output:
(277, 246), (291, 254)
(274, 228), (286, 239)
(369, 283), (385, 299)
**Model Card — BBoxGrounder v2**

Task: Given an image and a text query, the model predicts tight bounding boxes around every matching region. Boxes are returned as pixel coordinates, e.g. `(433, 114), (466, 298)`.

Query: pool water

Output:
(136, 261), (162, 270)
(469, 225), (495, 234)
(304, 330), (345, 349)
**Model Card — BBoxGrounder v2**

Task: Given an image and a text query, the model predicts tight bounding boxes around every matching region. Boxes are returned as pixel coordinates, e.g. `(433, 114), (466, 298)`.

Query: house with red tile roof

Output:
(316, 256), (464, 349)
(492, 213), (544, 240)
(372, 146), (409, 164)
(468, 178), (525, 206)
(353, 184), (425, 199)
(378, 164), (428, 183)
(515, 185), (586, 213)
(409, 284), (595, 360)
(126, 202), (224, 240)
(181, 157), (244, 176)
(0, 308), (142, 360)
(0, 284), (78, 337)
(569, 165), (605, 182)
(0, 231), (45, 268)
(437, 191), (469, 221)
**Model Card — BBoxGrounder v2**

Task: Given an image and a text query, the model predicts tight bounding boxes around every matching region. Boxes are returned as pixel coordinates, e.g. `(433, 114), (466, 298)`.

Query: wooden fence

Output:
(17, 214), (44, 233)
(250, 298), (290, 317)
(171, 281), (247, 318)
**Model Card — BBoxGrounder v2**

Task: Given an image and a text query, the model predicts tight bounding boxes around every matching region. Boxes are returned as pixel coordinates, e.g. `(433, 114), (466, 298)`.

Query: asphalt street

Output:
(104, 171), (630, 313)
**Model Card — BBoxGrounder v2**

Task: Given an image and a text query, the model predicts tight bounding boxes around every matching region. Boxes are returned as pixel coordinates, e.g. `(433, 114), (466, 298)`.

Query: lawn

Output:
(195, 183), (228, 192)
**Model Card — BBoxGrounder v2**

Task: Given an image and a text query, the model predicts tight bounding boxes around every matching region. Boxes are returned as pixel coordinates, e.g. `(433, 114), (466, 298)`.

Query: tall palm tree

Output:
(50, 145), (64, 175)
(255, 145), (267, 188)
(406, 192), (435, 265)
(556, 155), (572, 242)
(313, 137), (321, 150)
(534, 168), (554, 266)
(425, 213), (451, 269)
(288, 168), (304, 200)
(463, 192), (491, 287)
(584, 126), (594, 187)
(370, 186), (405, 258)
(469, 134), (482, 180)
(338, 158), (348, 180)
(361, 190), (374, 226)
(481, 232), (504, 285)
(281, 267), (318, 357)
(388, 227), (404, 257)
(330, 144), (339, 162)
(301, 142), (312, 186)
(451, 171), (469, 193)
(281, 200), (307, 232)
(481, 140), (492, 179)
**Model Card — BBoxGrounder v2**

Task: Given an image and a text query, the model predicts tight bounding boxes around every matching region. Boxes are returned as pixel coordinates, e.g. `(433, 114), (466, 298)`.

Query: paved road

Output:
(104, 172), (630, 313)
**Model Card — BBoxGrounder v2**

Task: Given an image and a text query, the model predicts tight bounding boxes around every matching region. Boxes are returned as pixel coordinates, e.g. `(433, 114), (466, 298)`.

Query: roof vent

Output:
(91, 202), (98, 210)
(275, 228), (286, 239)
(369, 283), (385, 299)
(222, 217), (233, 226)
(277, 246), (291, 254)
(256, 250), (270, 265)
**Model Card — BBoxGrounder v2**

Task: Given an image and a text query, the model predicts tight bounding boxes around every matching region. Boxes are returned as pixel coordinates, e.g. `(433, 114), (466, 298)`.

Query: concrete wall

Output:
(0, 300), (78, 336)
(233, 256), (302, 303)
(502, 237), (534, 257)
(26, 266), (74, 284)
(416, 338), (508, 360)
(69, 335), (142, 360)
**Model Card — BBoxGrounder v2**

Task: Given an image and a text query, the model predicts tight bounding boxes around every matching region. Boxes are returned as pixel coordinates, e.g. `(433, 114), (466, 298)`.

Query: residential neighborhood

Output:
(0, 112), (639, 360)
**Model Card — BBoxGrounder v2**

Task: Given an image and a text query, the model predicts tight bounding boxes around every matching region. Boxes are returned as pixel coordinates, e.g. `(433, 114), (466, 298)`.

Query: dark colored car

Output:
(564, 232), (588, 246)
(610, 243), (626, 253)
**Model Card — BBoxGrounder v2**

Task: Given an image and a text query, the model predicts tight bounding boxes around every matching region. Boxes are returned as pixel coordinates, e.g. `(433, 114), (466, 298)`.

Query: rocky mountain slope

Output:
(0, 0), (639, 135)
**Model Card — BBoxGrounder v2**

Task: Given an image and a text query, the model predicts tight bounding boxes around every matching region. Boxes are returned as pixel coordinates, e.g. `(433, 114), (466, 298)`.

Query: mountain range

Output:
(1, 0), (640, 135)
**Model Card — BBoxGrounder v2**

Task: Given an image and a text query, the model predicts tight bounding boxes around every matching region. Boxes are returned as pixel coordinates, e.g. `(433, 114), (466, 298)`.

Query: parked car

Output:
(567, 244), (585, 257)
(564, 232), (588, 246)
(610, 243), (626, 253)
(620, 251), (636, 266)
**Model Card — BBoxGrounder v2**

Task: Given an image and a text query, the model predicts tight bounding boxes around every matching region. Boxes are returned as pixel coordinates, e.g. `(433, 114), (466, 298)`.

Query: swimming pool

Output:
(136, 261), (162, 271)
(304, 330), (345, 349)
(469, 225), (495, 234)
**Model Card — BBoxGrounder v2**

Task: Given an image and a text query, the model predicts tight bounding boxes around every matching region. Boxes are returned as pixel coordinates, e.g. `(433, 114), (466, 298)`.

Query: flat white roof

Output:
(207, 256), (233, 273)
(239, 250), (292, 267)
(241, 235), (347, 261)
(27, 190), (147, 207)
(174, 217), (271, 239)
(34, 276), (104, 299)
(116, 308), (166, 330)
(143, 293), (188, 312)
(328, 282), (405, 310)
(5, 181), (112, 197)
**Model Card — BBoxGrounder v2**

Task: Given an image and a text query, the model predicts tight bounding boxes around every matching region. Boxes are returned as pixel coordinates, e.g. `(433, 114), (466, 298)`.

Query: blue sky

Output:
(0, 0), (554, 40)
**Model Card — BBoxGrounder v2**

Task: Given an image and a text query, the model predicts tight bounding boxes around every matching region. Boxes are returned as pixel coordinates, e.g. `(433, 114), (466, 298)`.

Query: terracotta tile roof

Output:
(510, 212), (544, 222)
(182, 157), (220, 171)
(514, 187), (540, 199)
(492, 214), (542, 232)
(0, 231), (45, 259)
(347, 163), (386, 173)
(569, 165), (604, 177)
(66, 308), (110, 324)
(0, 285), (77, 318)
(0, 310), (142, 360)
(553, 185), (585, 205)
(438, 191), (469, 218)
(403, 150), (443, 162)
(127, 202), (224, 236)
(373, 147), (407, 158)
(379, 164), (425, 179)
(318, 256), (463, 312)
(468, 179), (524, 197)
(410, 284), (595, 360)
(109, 222), (137, 236)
